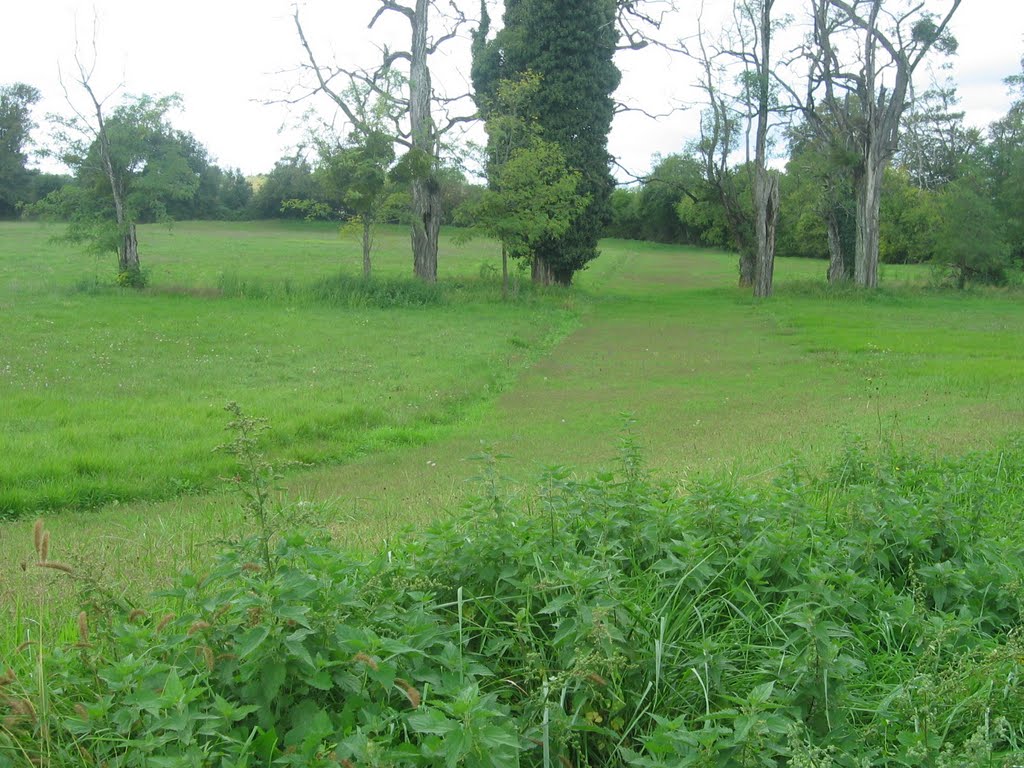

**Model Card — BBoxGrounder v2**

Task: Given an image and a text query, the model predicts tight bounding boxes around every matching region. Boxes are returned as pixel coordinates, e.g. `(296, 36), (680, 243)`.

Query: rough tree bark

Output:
(826, 207), (846, 283)
(531, 256), (555, 286)
(408, 0), (440, 282)
(854, 149), (885, 287)
(752, 167), (779, 297)
(750, 0), (778, 298)
(362, 218), (373, 278)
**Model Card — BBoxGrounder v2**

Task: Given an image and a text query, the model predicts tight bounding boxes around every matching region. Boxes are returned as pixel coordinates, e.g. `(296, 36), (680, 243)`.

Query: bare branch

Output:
(370, 0), (415, 27)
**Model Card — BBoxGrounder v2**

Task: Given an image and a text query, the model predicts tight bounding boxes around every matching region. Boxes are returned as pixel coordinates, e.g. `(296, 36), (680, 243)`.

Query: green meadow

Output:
(2, 220), (1023, 602)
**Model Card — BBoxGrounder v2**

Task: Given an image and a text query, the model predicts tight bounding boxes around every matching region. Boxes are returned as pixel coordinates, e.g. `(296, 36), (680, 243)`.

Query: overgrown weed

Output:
(4, 421), (1024, 766)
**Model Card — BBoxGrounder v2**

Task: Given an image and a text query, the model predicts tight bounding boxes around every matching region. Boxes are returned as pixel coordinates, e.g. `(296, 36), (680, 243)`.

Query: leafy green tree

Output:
(162, 134), (252, 221)
(473, 0), (620, 285)
(778, 118), (858, 281)
(249, 156), (319, 220)
(467, 72), (586, 295)
(897, 83), (982, 190)
(636, 154), (703, 244)
(436, 165), (480, 226)
(606, 187), (642, 240)
(0, 83), (41, 218)
(38, 92), (199, 283)
(932, 175), (1010, 288)
(675, 157), (754, 252)
(879, 167), (940, 264)
(986, 57), (1024, 261)
(315, 130), (397, 277)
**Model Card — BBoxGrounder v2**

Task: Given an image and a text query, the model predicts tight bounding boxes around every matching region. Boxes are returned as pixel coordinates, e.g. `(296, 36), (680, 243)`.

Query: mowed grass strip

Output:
(0, 221), (581, 516)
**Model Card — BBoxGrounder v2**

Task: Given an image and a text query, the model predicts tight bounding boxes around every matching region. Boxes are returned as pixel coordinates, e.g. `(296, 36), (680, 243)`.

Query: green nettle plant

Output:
(3, 417), (1024, 766)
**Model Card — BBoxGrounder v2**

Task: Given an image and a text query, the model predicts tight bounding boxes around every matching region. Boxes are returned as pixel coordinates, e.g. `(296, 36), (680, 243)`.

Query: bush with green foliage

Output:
(4, 429), (1024, 766)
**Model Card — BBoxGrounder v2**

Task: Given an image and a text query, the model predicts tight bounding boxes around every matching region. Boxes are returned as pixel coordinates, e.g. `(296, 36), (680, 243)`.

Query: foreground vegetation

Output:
(2, 221), (1023, 767)
(3, 430), (1023, 766)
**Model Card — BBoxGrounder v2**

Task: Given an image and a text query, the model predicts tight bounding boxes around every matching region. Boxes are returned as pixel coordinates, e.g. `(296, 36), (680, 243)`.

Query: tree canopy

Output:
(473, 0), (621, 285)
(0, 83), (42, 218)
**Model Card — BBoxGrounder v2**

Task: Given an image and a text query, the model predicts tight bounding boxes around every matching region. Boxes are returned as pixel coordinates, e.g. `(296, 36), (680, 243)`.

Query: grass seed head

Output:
(188, 620), (211, 635)
(35, 561), (73, 574)
(39, 530), (50, 563)
(395, 678), (421, 708)
(352, 652), (379, 671)
(156, 613), (175, 632)
(198, 645), (215, 671)
(74, 703), (89, 720)
(128, 609), (148, 623)
(32, 519), (44, 559)
(9, 697), (36, 722)
(77, 611), (89, 644)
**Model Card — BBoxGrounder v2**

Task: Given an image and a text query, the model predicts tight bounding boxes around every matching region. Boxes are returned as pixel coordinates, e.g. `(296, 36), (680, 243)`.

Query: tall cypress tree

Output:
(473, 0), (620, 285)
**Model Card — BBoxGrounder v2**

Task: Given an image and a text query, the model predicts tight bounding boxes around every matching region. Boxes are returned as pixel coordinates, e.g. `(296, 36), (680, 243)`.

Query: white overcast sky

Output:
(3, 0), (1022, 180)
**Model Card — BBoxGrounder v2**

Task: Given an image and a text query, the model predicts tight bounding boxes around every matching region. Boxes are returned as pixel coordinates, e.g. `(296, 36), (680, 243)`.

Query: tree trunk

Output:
(738, 252), (755, 287)
(751, 0), (777, 300)
(854, 154), (884, 288)
(753, 168), (779, 298)
(118, 223), (140, 274)
(362, 217), (372, 278)
(411, 181), (440, 282)
(409, 0), (439, 282)
(532, 255), (555, 286)
(826, 208), (847, 284)
(501, 243), (508, 300)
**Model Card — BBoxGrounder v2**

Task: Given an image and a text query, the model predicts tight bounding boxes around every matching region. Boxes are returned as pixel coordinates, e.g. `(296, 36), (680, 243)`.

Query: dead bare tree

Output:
(788, 0), (962, 288)
(293, 1), (474, 282)
(59, 30), (139, 276)
(690, 0), (782, 295)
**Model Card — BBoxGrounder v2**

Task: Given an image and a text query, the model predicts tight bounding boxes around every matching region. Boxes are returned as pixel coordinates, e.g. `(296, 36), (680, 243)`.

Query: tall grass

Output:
(3, 433), (1023, 766)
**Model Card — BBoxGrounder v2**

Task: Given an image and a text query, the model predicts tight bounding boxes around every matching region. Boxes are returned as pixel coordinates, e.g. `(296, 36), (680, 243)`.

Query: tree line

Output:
(607, 63), (1024, 290)
(2, 0), (1018, 294)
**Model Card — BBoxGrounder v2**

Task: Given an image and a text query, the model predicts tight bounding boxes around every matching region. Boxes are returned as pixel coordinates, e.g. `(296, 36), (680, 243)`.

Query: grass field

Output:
(2, 219), (1023, 636)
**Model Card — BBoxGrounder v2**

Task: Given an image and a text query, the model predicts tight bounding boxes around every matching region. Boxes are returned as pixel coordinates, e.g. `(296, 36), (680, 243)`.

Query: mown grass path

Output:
(317, 242), (1024, 546)
(3, 231), (1023, 627)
